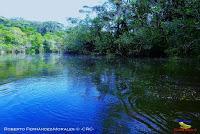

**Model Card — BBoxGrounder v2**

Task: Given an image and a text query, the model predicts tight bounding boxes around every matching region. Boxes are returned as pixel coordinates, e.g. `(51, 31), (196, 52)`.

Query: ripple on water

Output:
(0, 76), (105, 128)
(0, 83), (18, 96)
(0, 83), (21, 109)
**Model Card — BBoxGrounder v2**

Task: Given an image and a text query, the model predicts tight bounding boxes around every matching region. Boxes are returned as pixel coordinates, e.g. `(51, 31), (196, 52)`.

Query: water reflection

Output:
(0, 54), (63, 85)
(0, 55), (199, 133)
(64, 57), (200, 133)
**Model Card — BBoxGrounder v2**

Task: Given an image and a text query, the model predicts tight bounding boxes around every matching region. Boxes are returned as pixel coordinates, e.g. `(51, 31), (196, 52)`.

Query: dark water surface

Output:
(0, 54), (200, 134)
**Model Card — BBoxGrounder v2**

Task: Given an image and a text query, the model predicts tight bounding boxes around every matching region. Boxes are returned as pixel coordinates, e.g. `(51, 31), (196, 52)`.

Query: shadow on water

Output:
(65, 57), (200, 133)
(0, 54), (200, 133)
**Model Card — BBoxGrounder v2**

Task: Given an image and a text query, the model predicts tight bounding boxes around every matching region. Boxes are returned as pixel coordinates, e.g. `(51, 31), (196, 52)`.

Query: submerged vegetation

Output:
(0, 0), (200, 57)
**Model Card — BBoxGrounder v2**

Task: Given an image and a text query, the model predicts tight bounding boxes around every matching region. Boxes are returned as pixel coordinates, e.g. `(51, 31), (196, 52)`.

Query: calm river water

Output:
(0, 54), (199, 134)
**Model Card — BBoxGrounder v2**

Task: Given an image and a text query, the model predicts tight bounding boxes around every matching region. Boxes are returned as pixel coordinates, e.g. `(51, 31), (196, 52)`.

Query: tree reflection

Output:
(0, 55), (199, 133)
(65, 57), (200, 133)
(0, 54), (63, 85)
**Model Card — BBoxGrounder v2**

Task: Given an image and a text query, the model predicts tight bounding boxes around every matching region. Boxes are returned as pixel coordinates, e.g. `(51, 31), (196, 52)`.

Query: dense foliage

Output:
(65, 0), (200, 57)
(0, 0), (200, 57)
(0, 17), (64, 54)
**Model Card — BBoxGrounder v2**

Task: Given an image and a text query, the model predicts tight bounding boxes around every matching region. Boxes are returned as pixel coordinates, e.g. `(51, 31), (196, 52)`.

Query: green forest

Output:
(0, 0), (200, 57)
